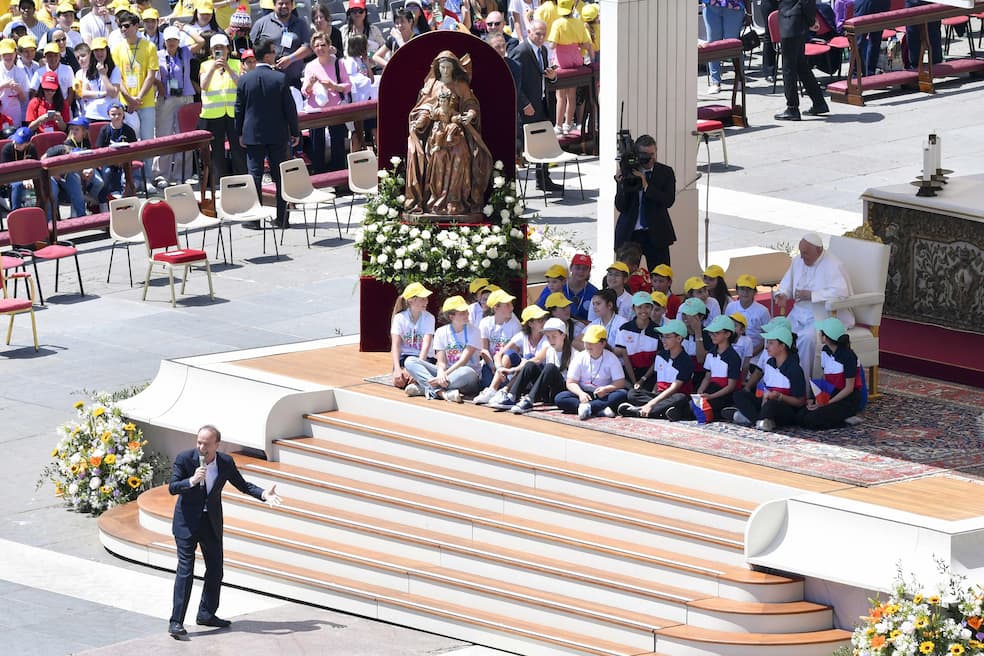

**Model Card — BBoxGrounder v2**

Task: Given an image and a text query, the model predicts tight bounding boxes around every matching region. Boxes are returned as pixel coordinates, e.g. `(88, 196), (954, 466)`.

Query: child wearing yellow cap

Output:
(723, 273), (771, 359)
(590, 261), (633, 321)
(545, 291), (585, 350)
(556, 324), (627, 420)
(390, 282), (435, 389)
(467, 277), (493, 327)
(479, 289), (522, 387)
(474, 304), (550, 408)
(404, 295), (481, 403)
(534, 263), (568, 309)
(683, 275), (721, 327)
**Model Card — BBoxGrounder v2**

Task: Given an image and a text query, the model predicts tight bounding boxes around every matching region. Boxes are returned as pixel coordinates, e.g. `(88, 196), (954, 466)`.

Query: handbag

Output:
(740, 9), (761, 51)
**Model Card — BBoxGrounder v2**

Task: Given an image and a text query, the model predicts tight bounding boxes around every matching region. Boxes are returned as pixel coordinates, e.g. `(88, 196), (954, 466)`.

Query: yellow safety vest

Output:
(199, 59), (240, 119)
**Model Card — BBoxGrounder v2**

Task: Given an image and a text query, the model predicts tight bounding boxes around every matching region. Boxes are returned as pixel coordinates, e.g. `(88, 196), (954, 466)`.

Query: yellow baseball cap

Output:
(486, 289), (516, 307)
(90, 37), (109, 50)
(141, 7), (160, 19)
(43, 42), (61, 55)
(521, 305), (549, 324)
(468, 277), (490, 294)
(195, 0), (213, 12)
(703, 264), (726, 279)
(684, 276), (706, 293)
(17, 35), (37, 50)
(0, 39), (15, 55)
(544, 264), (568, 279)
(56, 2), (76, 14)
(544, 292), (572, 308)
(650, 291), (667, 307)
(729, 312), (747, 327)
(400, 281), (432, 300)
(583, 324), (607, 343)
(651, 264), (673, 279)
(441, 295), (469, 313)
(736, 273), (758, 289)
(606, 262), (630, 275)
(581, 3), (598, 21)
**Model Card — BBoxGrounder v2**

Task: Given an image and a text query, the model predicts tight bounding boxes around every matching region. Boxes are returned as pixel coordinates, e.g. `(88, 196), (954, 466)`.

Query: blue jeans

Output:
(9, 181), (28, 210)
(555, 388), (629, 416)
(404, 357), (480, 399)
(703, 4), (745, 84)
(100, 166), (124, 202)
(136, 105), (155, 185)
(49, 172), (87, 219)
(855, 0), (890, 76)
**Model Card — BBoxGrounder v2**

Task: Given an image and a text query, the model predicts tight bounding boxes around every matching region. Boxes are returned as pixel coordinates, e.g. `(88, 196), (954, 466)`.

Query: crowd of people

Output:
(0, 0), (602, 219)
(389, 233), (866, 431)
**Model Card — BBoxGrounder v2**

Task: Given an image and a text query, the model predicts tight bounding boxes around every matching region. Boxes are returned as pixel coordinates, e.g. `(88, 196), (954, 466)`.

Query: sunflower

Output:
(921, 641), (936, 654)
(69, 463), (80, 475)
(104, 454), (116, 465)
(127, 476), (141, 489)
(124, 423), (136, 432)
(915, 617), (930, 629)
(73, 401), (84, 410)
(100, 431), (112, 443)
(950, 644), (965, 655)
(92, 407), (105, 417)
(929, 596), (941, 605)
(914, 594), (924, 604)
(99, 485), (111, 495)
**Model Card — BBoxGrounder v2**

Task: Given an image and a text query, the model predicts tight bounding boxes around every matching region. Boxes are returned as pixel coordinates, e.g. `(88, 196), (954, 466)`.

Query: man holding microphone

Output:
(168, 424), (281, 639)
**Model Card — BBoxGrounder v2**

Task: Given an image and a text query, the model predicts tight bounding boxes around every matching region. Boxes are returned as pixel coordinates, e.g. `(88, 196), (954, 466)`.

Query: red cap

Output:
(571, 253), (592, 268)
(347, 0), (366, 10)
(40, 70), (59, 90)
(241, 48), (254, 60)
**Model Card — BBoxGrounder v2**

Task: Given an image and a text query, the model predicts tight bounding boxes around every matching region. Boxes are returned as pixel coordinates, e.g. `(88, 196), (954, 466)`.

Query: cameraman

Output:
(614, 134), (677, 268)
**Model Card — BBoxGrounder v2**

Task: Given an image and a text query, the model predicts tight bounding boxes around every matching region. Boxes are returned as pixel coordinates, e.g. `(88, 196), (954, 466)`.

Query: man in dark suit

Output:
(614, 134), (677, 269)
(509, 19), (562, 191)
(774, 0), (828, 121)
(485, 11), (518, 53)
(235, 37), (300, 229)
(168, 424), (281, 638)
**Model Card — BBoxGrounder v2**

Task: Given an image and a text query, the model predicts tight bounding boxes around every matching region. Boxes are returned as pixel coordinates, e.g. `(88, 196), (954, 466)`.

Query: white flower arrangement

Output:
(525, 224), (591, 262)
(37, 394), (169, 515)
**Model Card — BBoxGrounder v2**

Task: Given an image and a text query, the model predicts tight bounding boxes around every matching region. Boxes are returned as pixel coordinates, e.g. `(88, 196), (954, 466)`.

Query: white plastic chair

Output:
(164, 183), (224, 261)
(279, 158), (340, 246)
(106, 197), (145, 287)
(216, 175), (280, 261)
(346, 149), (378, 231)
(522, 121), (585, 206)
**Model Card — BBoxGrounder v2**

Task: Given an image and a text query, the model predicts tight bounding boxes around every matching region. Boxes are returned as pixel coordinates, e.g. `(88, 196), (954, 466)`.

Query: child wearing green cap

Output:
(679, 297), (713, 390)
(618, 319), (695, 419)
(684, 315), (742, 423)
(727, 324), (806, 431)
(614, 291), (661, 389)
(798, 318), (865, 429)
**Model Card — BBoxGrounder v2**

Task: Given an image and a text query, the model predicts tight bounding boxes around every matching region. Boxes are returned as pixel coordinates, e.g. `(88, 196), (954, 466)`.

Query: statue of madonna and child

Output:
(404, 50), (494, 218)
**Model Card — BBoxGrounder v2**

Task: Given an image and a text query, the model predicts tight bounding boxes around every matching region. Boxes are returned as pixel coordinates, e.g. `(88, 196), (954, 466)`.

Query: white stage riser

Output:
(684, 606), (834, 634)
(233, 467), (746, 567)
(654, 635), (850, 656)
(328, 392), (808, 504)
(259, 449), (745, 559)
(279, 433), (751, 534)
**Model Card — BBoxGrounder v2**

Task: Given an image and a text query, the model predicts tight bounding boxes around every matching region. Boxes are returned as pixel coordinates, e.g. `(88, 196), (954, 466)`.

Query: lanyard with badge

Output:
(124, 45), (140, 91)
(279, 17), (295, 54)
(165, 53), (182, 95)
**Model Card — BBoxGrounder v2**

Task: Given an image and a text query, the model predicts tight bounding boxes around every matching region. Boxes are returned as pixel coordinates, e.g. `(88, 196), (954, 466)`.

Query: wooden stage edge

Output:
(232, 342), (984, 522)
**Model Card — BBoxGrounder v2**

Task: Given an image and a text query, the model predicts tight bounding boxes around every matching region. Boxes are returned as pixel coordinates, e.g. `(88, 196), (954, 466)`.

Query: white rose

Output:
(68, 482), (78, 496)
(507, 258), (520, 270)
(377, 170), (389, 179)
(399, 223), (410, 234)
(530, 232), (542, 244)
(397, 194), (406, 203)
(463, 249), (473, 258)
(441, 259), (451, 270)
(377, 253), (389, 264)
(365, 222), (378, 232)
(90, 477), (101, 490)
(480, 226), (490, 235)
(494, 160), (504, 170)
(420, 230), (431, 240)
(376, 203), (390, 216)
(419, 262), (428, 272)
(505, 196), (515, 204)
(493, 176), (505, 188)
(479, 258), (489, 268)
(510, 228), (524, 239)
(500, 209), (510, 221)
(393, 259), (403, 270)
(390, 156), (401, 166)
(483, 204), (493, 217)
(516, 203), (526, 214)
(487, 247), (498, 259)
(388, 208), (399, 219)
(461, 226), (471, 235)
(476, 244), (486, 255)
(409, 227), (420, 238)
(456, 258), (467, 268)
(395, 247), (406, 257)
(375, 234), (386, 244)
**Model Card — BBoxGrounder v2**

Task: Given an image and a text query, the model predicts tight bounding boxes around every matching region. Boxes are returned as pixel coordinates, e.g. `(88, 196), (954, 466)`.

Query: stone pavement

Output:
(3, 35), (984, 653)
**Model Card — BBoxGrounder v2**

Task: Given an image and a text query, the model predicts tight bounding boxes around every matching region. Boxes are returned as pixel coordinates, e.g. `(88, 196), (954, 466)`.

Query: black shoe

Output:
(774, 108), (801, 121)
(241, 221), (262, 230)
(720, 407), (737, 423)
(196, 614), (231, 628)
(536, 178), (564, 192)
(273, 219), (289, 229)
(804, 102), (830, 116)
(168, 621), (187, 637)
(665, 405), (685, 422)
(617, 402), (641, 418)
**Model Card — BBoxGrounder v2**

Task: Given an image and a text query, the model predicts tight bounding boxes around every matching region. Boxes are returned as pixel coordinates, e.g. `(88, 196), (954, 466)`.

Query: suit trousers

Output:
(171, 513), (223, 623)
(246, 142), (288, 224)
(780, 34), (824, 109)
(630, 229), (671, 270)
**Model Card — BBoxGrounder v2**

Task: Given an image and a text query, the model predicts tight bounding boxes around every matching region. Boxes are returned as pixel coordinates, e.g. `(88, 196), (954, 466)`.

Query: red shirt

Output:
(26, 97), (70, 133)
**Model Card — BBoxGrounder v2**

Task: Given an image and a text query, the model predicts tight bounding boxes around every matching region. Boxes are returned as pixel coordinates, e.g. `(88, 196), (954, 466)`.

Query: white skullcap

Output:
(801, 232), (823, 247)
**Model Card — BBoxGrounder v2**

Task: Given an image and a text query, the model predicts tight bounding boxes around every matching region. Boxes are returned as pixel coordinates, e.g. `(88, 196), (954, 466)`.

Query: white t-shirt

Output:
(587, 290), (633, 322)
(82, 67), (123, 120)
(725, 299), (772, 353)
(390, 309), (435, 358)
(567, 349), (624, 389)
(433, 322), (482, 373)
(505, 331), (549, 360)
(701, 296), (721, 327)
(480, 315), (522, 358)
(544, 344), (569, 376)
(508, 0), (538, 40)
(340, 56), (376, 103)
(31, 64), (75, 97)
(589, 314), (622, 348)
(468, 301), (485, 327)
(734, 335), (753, 366)
(0, 63), (28, 125)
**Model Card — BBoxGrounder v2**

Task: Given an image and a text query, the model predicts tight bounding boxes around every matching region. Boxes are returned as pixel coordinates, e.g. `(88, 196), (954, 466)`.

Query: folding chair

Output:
(164, 183), (224, 259)
(280, 158), (340, 245)
(346, 149), (378, 232)
(6, 207), (84, 305)
(106, 197), (145, 287)
(522, 121), (585, 206)
(216, 175), (280, 261)
(1, 265), (38, 351)
(140, 199), (214, 307)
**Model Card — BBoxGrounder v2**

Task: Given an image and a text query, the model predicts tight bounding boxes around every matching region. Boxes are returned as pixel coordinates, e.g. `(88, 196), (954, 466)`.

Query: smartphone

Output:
(47, 109), (57, 117)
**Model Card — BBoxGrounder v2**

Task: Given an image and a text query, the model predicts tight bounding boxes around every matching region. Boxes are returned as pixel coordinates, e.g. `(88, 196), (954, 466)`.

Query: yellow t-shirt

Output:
(548, 16), (589, 47)
(533, 1), (558, 35)
(111, 38), (160, 109)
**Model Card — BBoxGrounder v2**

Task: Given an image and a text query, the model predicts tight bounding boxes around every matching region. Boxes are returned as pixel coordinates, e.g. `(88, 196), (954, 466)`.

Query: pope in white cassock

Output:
(774, 233), (854, 377)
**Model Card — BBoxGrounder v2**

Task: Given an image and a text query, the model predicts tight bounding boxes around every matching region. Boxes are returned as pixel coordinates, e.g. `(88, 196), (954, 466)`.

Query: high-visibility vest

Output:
(199, 59), (240, 119)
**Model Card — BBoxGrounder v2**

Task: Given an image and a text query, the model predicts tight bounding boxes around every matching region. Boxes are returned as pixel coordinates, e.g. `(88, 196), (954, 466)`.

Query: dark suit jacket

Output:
(614, 162), (678, 249)
(777, 0), (817, 39)
(509, 40), (556, 124)
(235, 63), (299, 146)
(169, 449), (265, 540)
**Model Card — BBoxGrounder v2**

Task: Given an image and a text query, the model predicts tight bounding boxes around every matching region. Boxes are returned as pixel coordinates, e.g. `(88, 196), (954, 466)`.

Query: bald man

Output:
(774, 233), (853, 376)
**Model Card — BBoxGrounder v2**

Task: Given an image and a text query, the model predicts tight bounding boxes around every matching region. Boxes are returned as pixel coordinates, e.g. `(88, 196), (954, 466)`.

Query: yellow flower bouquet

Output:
(37, 393), (169, 515)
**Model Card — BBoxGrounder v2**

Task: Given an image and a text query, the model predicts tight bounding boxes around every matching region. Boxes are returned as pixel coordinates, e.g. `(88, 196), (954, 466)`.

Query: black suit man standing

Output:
(614, 134), (677, 269)
(235, 37), (300, 229)
(774, 0), (829, 121)
(509, 19), (562, 191)
(168, 424), (281, 638)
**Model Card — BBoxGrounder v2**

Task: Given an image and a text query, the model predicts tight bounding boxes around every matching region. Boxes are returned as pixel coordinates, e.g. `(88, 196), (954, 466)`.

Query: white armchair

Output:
(817, 235), (890, 395)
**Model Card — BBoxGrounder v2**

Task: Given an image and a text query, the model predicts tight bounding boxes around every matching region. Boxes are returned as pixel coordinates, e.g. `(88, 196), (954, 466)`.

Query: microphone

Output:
(198, 452), (206, 489)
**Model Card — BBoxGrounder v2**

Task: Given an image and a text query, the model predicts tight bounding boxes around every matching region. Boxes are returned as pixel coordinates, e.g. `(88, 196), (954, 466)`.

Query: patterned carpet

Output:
(367, 370), (984, 487)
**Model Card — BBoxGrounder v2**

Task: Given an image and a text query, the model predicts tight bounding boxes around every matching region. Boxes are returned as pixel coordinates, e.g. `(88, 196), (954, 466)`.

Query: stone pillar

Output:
(597, 0), (700, 277)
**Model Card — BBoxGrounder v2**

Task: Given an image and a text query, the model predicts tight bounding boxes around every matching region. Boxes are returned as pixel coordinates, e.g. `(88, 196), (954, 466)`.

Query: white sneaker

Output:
(511, 397), (534, 414)
(844, 416), (863, 426)
(472, 387), (497, 405)
(405, 383), (422, 398)
(732, 410), (752, 426)
(562, 123), (571, 135)
(708, 84), (721, 94)
(601, 407), (616, 418)
(444, 389), (463, 404)
(756, 418), (776, 432)
(487, 389), (508, 406)
(577, 403), (592, 420)
(553, 125), (563, 135)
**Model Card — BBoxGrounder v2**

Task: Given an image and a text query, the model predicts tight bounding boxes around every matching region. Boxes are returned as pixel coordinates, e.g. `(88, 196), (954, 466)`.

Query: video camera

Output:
(616, 102), (642, 192)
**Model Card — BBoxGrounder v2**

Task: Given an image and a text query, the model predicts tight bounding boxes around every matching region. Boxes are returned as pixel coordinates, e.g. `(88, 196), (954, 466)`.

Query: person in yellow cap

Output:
(544, 290), (585, 349)
(534, 263), (568, 308)
(403, 295), (481, 403)
(650, 291), (668, 327)
(37, 0), (58, 29)
(724, 273), (771, 359)
(473, 304), (549, 408)
(702, 264), (732, 316)
(0, 36), (28, 126)
(16, 34), (40, 81)
(390, 282), (436, 389)
(591, 261), (632, 320)
(683, 275), (720, 326)
(47, 3), (82, 49)
(479, 288), (521, 388)
(556, 324), (627, 420)
(580, 1), (599, 61)
(467, 277), (492, 326)
(186, 0), (219, 35)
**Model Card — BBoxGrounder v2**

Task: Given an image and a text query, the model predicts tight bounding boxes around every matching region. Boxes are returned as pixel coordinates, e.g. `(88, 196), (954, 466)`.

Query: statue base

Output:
(406, 212), (487, 224)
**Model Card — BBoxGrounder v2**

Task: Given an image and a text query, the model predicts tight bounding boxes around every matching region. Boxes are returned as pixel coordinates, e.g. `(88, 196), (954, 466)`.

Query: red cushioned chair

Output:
(6, 207), (83, 305)
(768, 10), (831, 94)
(1, 251), (27, 297)
(1, 263), (38, 351)
(942, 15), (973, 57)
(140, 199), (214, 307)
